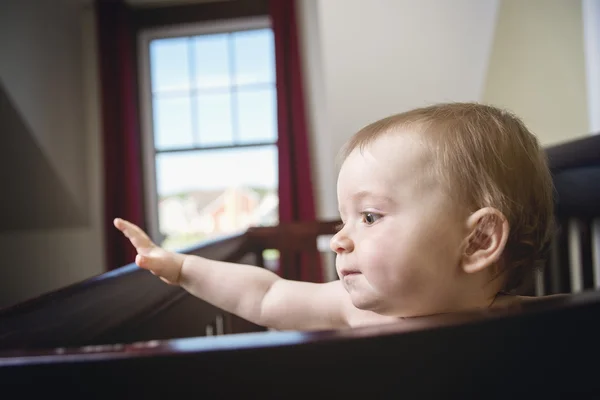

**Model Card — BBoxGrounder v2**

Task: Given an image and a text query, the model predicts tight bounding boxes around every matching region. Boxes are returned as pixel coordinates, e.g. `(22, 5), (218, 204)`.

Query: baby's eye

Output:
(361, 212), (382, 225)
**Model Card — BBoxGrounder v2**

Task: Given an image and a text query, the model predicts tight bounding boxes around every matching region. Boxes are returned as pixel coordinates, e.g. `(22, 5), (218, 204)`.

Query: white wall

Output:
(298, 0), (591, 221)
(482, 0), (588, 146)
(298, 0), (500, 219)
(0, 0), (104, 308)
(583, 0), (600, 133)
(296, 0), (338, 221)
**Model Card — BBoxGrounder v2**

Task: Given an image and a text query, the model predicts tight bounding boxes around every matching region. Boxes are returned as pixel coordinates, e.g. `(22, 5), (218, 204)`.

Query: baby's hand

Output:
(113, 218), (185, 285)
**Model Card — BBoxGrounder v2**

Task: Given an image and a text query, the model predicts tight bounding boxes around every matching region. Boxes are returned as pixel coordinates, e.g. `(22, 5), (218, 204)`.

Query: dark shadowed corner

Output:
(0, 79), (86, 232)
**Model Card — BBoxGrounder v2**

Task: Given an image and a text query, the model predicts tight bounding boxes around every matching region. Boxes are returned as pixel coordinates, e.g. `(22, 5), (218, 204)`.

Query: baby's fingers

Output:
(114, 218), (155, 250)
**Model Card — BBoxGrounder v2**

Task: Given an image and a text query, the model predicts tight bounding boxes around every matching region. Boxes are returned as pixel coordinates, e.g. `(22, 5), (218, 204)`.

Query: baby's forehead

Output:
(338, 132), (439, 193)
(347, 132), (434, 172)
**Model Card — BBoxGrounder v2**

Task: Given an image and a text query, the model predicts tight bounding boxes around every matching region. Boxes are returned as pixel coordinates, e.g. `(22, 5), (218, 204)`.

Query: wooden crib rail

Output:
(2, 289), (600, 397)
(536, 134), (600, 296)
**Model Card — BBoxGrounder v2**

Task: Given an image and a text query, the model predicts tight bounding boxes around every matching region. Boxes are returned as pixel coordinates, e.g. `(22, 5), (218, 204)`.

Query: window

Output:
(138, 17), (278, 251)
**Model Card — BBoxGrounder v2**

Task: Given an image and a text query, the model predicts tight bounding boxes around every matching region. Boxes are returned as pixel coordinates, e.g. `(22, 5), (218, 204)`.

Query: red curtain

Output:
(270, 0), (322, 282)
(96, 0), (145, 271)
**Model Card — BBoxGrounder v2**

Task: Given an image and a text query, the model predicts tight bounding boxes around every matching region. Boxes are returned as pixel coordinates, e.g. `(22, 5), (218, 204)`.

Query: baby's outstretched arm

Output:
(113, 218), (350, 331)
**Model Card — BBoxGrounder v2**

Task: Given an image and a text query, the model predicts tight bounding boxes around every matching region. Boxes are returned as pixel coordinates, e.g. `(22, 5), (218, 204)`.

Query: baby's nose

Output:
(330, 232), (354, 254)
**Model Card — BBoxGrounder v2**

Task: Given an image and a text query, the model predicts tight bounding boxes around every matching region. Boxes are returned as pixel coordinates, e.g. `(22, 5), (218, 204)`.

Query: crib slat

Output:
(568, 218), (584, 293)
(592, 218), (600, 289)
(548, 232), (562, 294)
(534, 268), (545, 296)
(215, 315), (224, 336)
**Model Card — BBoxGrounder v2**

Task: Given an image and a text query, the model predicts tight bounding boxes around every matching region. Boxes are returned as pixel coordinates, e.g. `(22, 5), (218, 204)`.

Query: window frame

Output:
(137, 15), (274, 243)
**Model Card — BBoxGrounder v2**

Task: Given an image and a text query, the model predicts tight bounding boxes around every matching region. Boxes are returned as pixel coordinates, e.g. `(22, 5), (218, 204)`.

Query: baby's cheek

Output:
(360, 242), (387, 268)
(362, 246), (409, 288)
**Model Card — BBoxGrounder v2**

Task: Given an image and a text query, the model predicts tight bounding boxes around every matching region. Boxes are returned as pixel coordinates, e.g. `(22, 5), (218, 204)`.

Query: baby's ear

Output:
(461, 207), (509, 274)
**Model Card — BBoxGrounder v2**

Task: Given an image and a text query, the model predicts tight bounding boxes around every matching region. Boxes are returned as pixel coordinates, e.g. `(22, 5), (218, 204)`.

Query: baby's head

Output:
(331, 102), (554, 317)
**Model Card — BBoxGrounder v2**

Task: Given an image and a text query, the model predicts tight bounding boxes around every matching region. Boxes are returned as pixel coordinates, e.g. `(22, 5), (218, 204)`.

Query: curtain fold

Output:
(96, 0), (145, 271)
(270, 0), (322, 282)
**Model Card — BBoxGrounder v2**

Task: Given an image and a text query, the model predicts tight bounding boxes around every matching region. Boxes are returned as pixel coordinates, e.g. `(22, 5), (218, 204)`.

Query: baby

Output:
(114, 102), (555, 331)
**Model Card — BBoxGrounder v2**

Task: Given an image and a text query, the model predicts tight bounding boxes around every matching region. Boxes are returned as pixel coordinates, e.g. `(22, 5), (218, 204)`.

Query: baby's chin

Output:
(348, 290), (398, 315)
(344, 278), (426, 316)
(350, 292), (438, 318)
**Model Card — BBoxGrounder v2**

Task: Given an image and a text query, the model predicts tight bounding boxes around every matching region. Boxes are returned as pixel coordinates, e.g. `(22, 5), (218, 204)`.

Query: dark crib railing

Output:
(535, 134), (600, 296)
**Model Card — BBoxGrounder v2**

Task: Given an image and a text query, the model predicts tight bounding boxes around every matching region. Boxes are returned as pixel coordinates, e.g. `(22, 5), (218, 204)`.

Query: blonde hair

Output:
(339, 102), (555, 293)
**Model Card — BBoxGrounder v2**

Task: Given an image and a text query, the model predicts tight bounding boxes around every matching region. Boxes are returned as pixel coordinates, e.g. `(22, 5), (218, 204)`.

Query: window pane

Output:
(236, 88), (277, 143)
(153, 96), (194, 150)
(233, 29), (275, 85)
(150, 37), (190, 93)
(194, 33), (230, 89)
(197, 93), (234, 146)
(155, 146), (279, 250)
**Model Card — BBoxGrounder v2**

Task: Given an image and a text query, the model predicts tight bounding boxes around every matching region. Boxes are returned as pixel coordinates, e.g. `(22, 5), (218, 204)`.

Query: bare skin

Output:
(113, 218), (396, 331)
(116, 216), (534, 330)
